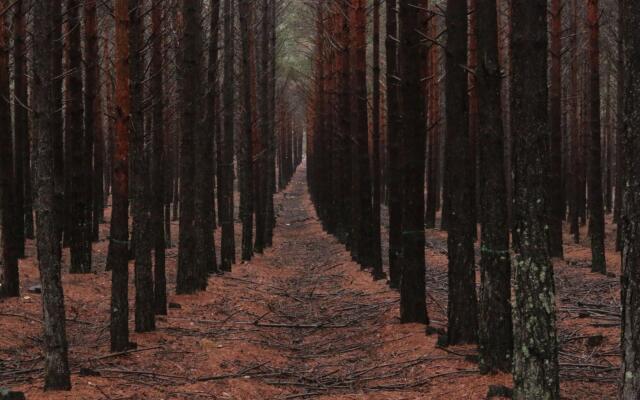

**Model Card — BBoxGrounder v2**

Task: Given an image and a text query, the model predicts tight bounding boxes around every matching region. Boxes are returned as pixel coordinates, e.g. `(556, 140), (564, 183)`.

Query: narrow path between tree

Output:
(189, 161), (492, 399)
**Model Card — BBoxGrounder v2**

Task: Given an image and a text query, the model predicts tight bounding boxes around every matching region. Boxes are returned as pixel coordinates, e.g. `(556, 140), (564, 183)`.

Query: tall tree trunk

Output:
(192, 0), (217, 285)
(615, 0), (624, 251)
(468, 0), (479, 240)
(587, 0), (606, 274)
(570, 0), (581, 244)
(12, 0), (27, 258)
(239, 0), (255, 262)
(548, 0), (564, 258)
(445, 0), (478, 344)
(32, 0), (72, 388)
(68, 0), (91, 273)
(219, 0), (237, 271)
(620, 3), (640, 396)
(83, 0), (97, 245)
(425, 7), (440, 229)
(398, 0), (428, 324)
(476, 0), (512, 372)
(87, 0), (104, 242)
(265, 0), (277, 247)
(177, 0), (205, 293)
(357, 0), (373, 271)
(386, 0), (402, 288)
(370, 0), (384, 279)
(202, 0), (220, 276)
(0, 0), (18, 298)
(511, 1), (560, 397)
(51, 0), (64, 248)
(255, 0), (269, 254)
(109, 0), (132, 352)
(151, 0), (167, 315)
(130, 0), (155, 330)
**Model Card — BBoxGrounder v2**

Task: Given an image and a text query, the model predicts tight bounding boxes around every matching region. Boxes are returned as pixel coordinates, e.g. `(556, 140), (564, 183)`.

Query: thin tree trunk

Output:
(86, 0), (104, 242)
(202, 0), (220, 275)
(109, 0), (132, 352)
(192, 0), (217, 285)
(177, 0), (205, 293)
(12, 0), (27, 258)
(398, 0), (428, 324)
(219, 0), (237, 271)
(386, 0), (402, 289)
(239, 0), (255, 262)
(32, 0), (72, 388)
(425, 7), (440, 229)
(0, 0), (18, 298)
(587, 0), (606, 274)
(130, 0), (155, 331)
(151, 0), (167, 315)
(445, 0), (478, 344)
(615, 0), (624, 251)
(570, 0), (581, 244)
(68, 0), (91, 273)
(549, 0), (564, 258)
(370, 0), (384, 279)
(255, 0), (269, 254)
(476, 0), (512, 372)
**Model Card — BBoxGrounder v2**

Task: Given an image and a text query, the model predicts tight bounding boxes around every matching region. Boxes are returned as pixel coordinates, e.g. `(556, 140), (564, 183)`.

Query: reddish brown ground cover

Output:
(1, 164), (619, 399)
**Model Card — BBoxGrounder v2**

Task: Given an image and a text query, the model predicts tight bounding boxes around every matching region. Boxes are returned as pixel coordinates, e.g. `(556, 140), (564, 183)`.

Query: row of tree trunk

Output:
(307, 0), (639, 397)
(0, 0), (303, 390)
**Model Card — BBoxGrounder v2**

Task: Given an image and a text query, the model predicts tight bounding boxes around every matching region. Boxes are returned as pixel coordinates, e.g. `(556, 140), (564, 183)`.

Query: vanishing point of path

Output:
(193, 161), (486, 399)
(5, 161), (504, 400)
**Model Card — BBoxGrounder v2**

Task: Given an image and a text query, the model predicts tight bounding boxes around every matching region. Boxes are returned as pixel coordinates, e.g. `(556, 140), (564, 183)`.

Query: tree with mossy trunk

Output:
(620, 1), (640, 396)
(510, 1), (560, 398)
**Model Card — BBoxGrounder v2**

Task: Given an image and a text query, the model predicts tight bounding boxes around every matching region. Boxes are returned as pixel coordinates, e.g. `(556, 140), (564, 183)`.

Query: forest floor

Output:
(1, 162), (620, 399)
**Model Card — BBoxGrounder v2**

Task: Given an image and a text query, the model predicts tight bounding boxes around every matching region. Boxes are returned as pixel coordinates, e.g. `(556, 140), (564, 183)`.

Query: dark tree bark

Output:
(615, 0), (624, 251)
(219, 0), (237, 271)
(32, 0), (72, 388)
(12, 0), (27, 258)
(51, 0), (64, 247)
(587, 0), (606, 274)
(398, 0), (428, 324)
(109, 0), (132, 352)
(370, 0), (384, 279)
(445, 0), (478, 344)
(0, 0), (18, 298)
(255, 0), (269, 254)
(201, 0), (220, 276)
(511, 1), (560, 398)
(425, 8), (440, 230)
(239, 0), (255, 262)
(265, 0), (277, 247)
(129, 0), (155, 331)
(386, 0), (402, 289)
(68, 0), (92, 273)
(468, 0), (479, 240)
(177, 0), (206, 293)
(476, 0), (512, 372)
(548, 0), (564, 258)
(620, 3), (640, 396)
(83, 0), (98, 245)
(86, 0), (104, 242)
(569, 0), (581, 245)
(190, 0), (216, 286)
(151, 0), (167, 315)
